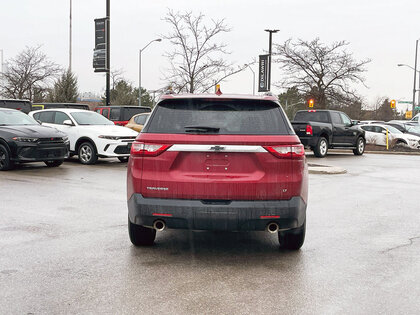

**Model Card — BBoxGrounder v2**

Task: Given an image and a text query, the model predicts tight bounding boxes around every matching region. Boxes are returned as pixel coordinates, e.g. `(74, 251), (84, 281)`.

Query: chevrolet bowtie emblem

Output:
(210, 145), (225, 151)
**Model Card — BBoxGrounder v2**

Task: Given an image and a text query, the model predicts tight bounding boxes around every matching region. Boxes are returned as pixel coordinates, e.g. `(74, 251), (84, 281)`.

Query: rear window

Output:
(294, 111), (330, 123)
(110, 108), (120, 120)
(144, 99), (292, 135)
(121, 107), (151, 121)
(0, 100), (32, 114)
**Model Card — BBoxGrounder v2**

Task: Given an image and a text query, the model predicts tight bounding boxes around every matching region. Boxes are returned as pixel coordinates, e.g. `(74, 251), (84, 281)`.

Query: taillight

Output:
(130, 142), (172, 157)
(306, 125), (313, 135)
(264, 144), (305, 158)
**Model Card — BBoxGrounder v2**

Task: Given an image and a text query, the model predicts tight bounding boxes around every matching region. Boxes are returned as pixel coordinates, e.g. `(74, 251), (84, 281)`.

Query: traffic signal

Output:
(390, 99), (396, 109)
(308, 99), (314, 108)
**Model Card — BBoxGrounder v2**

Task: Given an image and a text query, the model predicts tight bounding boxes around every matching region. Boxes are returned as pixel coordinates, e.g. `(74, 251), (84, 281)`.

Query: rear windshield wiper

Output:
(184, 125), (220, 133)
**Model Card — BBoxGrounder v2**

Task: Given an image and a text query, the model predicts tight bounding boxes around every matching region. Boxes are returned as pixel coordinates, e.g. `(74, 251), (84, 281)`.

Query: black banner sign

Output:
(93, 17), (108, 72)
(258, 54), (269, 92)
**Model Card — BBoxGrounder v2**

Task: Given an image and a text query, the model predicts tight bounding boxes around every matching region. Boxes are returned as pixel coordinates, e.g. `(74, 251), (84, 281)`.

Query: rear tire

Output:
(353, 137), (365, 155)
(44, 160), (63, 167)
(314, 137), (328, 158)
(0, 144), (13, 171)
(128, 218), (156, 246)
(278, 221), (306, 250)
(78, 142), (98, 165)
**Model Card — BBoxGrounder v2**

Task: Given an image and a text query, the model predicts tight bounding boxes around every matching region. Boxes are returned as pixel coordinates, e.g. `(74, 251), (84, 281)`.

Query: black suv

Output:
(0, 109), (69, 170)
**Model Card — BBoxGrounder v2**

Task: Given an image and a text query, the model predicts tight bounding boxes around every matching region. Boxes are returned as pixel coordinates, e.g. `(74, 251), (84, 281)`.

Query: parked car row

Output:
(359, 121), (420, 149)
(291, 109), (420, 157)
(0, 100), (152, 127)
(0, 106), (149, 170)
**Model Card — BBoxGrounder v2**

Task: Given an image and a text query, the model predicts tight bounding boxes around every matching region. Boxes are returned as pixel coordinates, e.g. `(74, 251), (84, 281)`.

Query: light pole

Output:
(244, 64), (255, 95)
(139, 38), (161, 106)
(398, 61), (420, 115)
(264, 29), (279, 91)
(0, 49), (3, 74)
(69, 0), (72, 71)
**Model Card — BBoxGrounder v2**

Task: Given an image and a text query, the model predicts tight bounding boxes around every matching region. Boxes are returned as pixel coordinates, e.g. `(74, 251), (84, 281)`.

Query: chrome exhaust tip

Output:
(153, 220), (166, 231)
(266, 222), (279, 234)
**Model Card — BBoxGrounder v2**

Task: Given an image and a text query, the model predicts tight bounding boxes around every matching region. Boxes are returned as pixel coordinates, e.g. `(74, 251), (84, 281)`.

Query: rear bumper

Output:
(128, 194), (307, 231)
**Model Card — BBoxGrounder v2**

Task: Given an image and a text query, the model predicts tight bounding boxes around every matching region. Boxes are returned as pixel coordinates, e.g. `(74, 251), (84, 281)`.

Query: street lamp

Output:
(398, 39), (420, 116)
(244, 64), (255, 95)
(397, 63), (420, 73)
(139, 38), (162, 106)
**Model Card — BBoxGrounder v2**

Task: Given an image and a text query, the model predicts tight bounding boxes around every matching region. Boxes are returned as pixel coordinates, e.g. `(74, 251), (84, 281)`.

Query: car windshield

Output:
(0, 110), (39, 125)
(70, 111), (114, 125)
(384, 125), (403, 134)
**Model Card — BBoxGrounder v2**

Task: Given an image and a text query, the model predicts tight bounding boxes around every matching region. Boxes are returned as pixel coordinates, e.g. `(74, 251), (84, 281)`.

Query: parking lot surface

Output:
(1, 153), (419, 314)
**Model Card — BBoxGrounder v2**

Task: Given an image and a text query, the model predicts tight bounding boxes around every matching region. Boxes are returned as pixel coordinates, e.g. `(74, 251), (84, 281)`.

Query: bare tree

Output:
(274, 38), (371, 108)
(110, 68), (124, 89)
(162, 10), (247, 93)
(0, 46), (61, 101)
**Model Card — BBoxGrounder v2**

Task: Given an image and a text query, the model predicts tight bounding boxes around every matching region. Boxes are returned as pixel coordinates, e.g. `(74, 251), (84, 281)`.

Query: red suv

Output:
(127, 94), (308, 249)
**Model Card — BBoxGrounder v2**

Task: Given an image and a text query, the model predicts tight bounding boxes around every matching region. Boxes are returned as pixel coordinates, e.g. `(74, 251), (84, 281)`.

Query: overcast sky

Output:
(1, 0), (419, 109)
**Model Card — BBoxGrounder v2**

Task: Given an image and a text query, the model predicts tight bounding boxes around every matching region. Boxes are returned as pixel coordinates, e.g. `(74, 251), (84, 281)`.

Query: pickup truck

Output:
(291, 110), (366, 157)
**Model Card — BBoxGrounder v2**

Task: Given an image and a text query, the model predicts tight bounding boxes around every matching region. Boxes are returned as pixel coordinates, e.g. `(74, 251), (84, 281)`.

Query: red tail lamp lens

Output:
(264, 144), (305, 158)
(130, 142), (172, 157)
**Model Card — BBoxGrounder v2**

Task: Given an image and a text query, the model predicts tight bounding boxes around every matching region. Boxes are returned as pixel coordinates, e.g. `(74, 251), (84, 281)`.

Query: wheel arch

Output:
(0, 138), (12, 153)
(75, 137), (98, 153)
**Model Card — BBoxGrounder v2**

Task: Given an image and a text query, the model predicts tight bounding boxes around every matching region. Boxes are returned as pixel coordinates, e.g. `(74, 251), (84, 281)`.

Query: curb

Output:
(308, 164), (347, 175)
(328, 149), (420, 156)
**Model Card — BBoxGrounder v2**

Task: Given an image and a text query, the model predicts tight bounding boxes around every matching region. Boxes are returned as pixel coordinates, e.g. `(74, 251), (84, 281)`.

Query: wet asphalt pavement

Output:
(0, 153), (419, 314)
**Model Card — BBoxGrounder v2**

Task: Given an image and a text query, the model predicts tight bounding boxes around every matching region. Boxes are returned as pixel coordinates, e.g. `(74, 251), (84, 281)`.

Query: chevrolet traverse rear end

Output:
(127, 94), (308, 249)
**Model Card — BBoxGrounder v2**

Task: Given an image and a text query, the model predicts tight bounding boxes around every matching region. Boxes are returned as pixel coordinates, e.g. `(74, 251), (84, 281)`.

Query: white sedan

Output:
(359, 124), (420, 149)
(29, 109), (138, 164)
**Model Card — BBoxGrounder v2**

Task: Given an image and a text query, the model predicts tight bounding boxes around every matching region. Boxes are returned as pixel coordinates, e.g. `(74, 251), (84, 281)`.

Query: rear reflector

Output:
(260, 215), (280, 219)
(152, 213), (173, 217)
(263, 144), (305, 158)
(131, 142), (172, 157)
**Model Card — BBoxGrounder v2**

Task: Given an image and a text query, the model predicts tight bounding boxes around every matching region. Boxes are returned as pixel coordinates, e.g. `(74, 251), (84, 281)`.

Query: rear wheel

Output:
(128, 218), (156, 246)
(0, 144), (13, 171)
(278, 221), (306, 250)
(314, 137), (328, 158)
(44, 160), (63, 167)
(78, 142), (98, 165)
(353, 137), (365, 155)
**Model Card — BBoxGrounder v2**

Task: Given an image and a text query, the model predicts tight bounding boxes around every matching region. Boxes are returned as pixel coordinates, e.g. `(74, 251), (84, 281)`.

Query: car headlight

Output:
(98, 135), (120, 140)
(12, 137), (39, 143)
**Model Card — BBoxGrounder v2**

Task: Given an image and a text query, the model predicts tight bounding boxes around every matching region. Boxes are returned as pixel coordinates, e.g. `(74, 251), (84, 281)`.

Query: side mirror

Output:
(63, 120), (74, 126)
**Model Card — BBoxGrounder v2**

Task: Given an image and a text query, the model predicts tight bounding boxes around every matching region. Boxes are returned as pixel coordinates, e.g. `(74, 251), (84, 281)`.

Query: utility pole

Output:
(264, 29), (279, 91)
(412, 39), (419, 117)
(69, 0), (72, 71)
(0, 49), (3, 74)
(105, 0), (110, 106)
